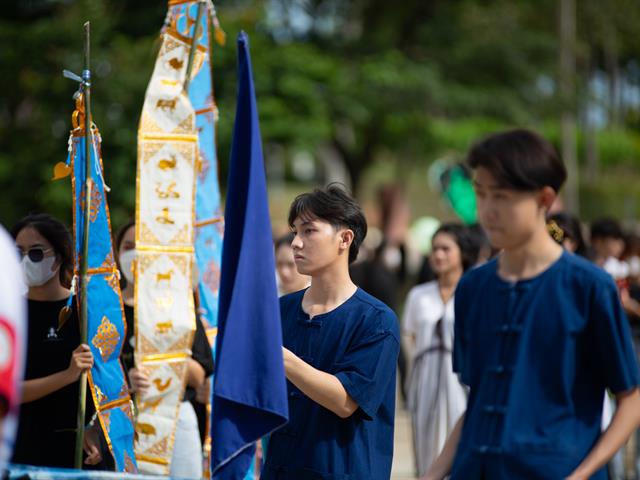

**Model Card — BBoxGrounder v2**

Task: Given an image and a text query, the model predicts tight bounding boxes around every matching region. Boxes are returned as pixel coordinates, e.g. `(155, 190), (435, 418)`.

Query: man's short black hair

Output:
(590, 217), (624, 241)
(467, 129), (567, 193)
(288, 183), (367, 264)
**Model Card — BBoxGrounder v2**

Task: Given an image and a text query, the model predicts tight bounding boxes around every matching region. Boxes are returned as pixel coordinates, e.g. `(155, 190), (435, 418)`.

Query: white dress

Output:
(403, 281), (467, 476)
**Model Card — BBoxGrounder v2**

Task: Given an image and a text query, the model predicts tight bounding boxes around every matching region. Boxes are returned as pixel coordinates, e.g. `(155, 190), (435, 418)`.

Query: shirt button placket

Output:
(480, 285), (522, 457)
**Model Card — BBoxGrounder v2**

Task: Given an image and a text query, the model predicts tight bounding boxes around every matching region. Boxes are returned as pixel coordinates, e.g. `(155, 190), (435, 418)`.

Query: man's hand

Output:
(420, 413), (466, 480)
(565, 473), (588, 480)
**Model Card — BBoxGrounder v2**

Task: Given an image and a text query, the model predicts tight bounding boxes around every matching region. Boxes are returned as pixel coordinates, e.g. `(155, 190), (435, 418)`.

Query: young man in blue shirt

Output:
(424, 129), (640, 480)
(262, 184), (400, 480)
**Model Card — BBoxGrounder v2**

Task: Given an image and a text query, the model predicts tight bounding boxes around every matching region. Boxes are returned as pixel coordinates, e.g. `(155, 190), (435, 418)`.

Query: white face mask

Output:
(22, 255), (58, 287)
(119, 249), (136, 284)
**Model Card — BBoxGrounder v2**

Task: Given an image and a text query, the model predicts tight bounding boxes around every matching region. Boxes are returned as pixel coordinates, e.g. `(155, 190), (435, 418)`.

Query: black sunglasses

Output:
(19, 247), (53, 263)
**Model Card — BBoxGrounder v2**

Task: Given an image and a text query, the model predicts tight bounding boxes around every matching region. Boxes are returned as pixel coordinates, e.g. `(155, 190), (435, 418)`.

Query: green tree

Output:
(1, 0), (639, 226)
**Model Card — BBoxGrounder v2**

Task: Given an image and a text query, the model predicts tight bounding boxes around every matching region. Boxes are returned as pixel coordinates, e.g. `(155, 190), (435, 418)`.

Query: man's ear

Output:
(539, 186), (557, 213)
(340, 229), (354, 251)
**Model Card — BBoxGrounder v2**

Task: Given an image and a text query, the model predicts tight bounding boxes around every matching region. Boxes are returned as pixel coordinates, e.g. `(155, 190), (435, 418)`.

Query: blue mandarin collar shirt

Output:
(452, 251), (640, 479)
(262, 288), (400, 480)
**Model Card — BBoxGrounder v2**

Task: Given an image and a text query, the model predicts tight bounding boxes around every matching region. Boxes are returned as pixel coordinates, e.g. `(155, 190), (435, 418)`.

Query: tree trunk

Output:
(584, 56), (598, 183)
(604, 23), (620, 126)
(559, 0), (579, 214)
(332, 121), (381, 195)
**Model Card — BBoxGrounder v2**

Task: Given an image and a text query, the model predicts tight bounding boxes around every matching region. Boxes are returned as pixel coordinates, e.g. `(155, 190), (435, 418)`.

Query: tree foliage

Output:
(1, 0), (639, 227)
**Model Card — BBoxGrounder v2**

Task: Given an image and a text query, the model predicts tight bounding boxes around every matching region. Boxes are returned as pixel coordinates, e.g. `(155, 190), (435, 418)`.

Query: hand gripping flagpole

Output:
(74, 21), (92, 470)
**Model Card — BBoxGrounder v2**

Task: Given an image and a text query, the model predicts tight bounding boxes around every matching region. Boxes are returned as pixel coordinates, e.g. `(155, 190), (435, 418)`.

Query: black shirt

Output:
(12, 298), (91, 468)
(121, 304), (135, 375)
(122, 304), (213, 402)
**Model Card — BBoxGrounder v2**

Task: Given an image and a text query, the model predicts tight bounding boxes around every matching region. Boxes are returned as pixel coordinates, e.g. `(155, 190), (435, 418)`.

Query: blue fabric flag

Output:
(68, 132), (136, 473)
(211, 32), (289, 479)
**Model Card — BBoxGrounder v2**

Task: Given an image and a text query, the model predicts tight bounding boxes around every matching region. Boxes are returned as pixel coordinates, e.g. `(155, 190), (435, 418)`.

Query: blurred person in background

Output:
(0, 225), (26, 471)
(351, 184), (413, 312)
(403, 224), (476, 477)
(275, 232), (310, 295)
(610, 233), (640, 327)
(547, 212), (589, 257)
(622, 234), (640, 324)
(467, 223), (494, 266)
(416, 223), (493, 286)
(587, 219), (640, 479)
(351, 184), (413, 400)
(619, 234), (640, 478)
(591, 217), (626, 270)
(587, 220), (640, 346)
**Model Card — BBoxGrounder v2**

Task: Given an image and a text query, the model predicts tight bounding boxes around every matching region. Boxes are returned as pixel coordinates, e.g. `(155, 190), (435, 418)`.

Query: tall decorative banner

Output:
(133, 2), (206, 474)
(165, 1), (226, 477)
(59, 92), (137, 473)
(161, 4), (265, 478)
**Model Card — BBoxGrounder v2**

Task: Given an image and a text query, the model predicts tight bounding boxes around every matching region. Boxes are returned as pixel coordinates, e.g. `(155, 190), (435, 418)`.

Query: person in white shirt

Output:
(403, 223), (476, 477)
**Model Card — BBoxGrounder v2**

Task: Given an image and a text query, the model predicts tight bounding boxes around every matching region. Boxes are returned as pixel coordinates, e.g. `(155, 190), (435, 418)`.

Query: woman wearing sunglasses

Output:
(10, 213), (103, 468)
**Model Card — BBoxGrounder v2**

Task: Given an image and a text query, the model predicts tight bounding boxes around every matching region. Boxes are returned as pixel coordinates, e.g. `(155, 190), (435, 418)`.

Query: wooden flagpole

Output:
(74, 20), (92, 470)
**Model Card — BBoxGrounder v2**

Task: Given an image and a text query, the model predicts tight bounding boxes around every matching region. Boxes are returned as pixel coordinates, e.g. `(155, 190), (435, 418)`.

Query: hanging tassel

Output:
(207, 0), (226, 46)
(52, 135), (74, 181)
(58, 275), (77, 331)
(52, 162), (73, 181)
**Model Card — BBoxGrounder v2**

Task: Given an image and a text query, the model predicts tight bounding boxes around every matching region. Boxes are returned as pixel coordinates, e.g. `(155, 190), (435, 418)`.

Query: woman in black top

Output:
(115, 220), (214, 479)
(11, 213), (102, 468)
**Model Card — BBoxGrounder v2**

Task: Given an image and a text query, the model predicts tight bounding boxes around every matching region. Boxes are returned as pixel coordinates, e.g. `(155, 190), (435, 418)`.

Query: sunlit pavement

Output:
(392, 401), (417, 480)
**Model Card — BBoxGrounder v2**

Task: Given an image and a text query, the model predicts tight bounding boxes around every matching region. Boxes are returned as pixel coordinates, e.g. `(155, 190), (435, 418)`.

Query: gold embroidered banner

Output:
(134, 23), (204, 475)
(66, 113), (137, 474)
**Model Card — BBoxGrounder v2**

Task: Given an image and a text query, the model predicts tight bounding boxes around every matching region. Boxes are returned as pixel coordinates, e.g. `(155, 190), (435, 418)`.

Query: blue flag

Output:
(211, 32), (289, 479)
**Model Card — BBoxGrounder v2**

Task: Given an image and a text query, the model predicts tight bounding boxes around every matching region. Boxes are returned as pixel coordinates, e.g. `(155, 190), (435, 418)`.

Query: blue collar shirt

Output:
(452, 252), (640, 479)
(263, 288), (400, 480)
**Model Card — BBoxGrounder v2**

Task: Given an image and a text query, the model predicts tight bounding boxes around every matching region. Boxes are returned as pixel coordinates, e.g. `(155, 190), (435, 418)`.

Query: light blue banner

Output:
(69, 133), (137, 473)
